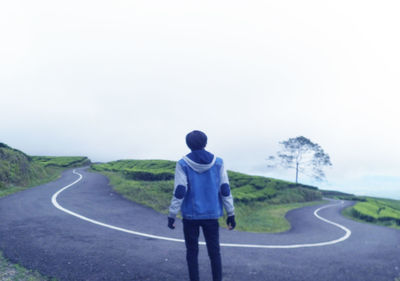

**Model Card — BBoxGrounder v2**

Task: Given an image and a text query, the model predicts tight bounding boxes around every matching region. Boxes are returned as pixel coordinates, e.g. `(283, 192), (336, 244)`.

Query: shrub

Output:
(122, 169), (174, 181)
(32, 156), (90, 167)
(232, 185), (277, 203)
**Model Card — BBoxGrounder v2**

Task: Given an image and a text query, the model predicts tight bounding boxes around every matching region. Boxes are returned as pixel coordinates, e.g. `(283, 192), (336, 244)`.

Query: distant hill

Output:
(92, 159), (322, 205)
(320, 189), (366, 201)
(0, 142), (90, 194)
(92, 160), (400, 231)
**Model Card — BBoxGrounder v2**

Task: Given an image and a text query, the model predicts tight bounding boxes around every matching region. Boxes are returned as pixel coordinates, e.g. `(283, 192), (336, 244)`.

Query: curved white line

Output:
(52, 170), (351, 249)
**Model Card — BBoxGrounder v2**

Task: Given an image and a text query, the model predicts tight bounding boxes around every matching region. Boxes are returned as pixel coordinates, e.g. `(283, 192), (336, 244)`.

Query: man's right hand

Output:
(168, 217), (175, 229)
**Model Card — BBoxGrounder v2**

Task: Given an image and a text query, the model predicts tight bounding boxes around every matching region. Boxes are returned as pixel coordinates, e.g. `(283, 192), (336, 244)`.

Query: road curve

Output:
(51, 169), (352, 249)
(0, 168), (399, 281)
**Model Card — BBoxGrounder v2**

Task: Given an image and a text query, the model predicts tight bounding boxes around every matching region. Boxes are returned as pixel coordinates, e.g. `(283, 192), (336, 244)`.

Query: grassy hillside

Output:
(342, 197), (400, 229)
(322, 189), (400, 230)
(92, 159), (324, 232)
(0, 142), (90, 197)
(0, 142), (45, 189)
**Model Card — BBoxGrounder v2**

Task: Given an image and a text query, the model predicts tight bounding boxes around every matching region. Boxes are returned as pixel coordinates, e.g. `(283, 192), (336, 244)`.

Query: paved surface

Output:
(0, 168), (399, 281)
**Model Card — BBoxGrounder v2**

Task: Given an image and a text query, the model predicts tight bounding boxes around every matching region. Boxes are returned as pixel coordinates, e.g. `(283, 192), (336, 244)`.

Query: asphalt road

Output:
(0, 168), (399, 281)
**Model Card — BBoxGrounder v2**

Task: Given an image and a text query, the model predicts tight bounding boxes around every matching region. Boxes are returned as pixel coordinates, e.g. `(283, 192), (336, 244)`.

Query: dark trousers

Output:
(183, 219), (222, 281)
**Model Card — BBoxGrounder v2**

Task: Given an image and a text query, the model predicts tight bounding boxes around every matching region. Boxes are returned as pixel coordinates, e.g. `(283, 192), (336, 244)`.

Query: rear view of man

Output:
(168, 130), (236, 281)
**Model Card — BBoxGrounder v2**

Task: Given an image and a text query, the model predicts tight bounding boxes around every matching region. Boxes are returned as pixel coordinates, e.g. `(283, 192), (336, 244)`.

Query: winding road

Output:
(0, 168), (399, 281)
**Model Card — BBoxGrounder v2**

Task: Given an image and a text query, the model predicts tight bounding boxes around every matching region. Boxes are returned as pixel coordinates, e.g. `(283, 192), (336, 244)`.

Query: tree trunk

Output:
(295, 162), (299, 184)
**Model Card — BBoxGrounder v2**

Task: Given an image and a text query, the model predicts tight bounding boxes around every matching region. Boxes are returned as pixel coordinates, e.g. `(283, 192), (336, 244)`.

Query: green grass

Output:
(31, 156), (90, 168)
(220, 200), (326, 233)
(92, 160), (175, 181)
(0, 251), (56, 281)
(343, 197), (400, 230)
(100, 171), (174, 213)
(93, 159), (175, 172)
(92, 159), (323, 233)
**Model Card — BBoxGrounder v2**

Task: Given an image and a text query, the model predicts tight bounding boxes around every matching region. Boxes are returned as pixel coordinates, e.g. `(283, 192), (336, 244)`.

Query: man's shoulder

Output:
(213, 157), (224, 169)
(177, 158), (187, 166)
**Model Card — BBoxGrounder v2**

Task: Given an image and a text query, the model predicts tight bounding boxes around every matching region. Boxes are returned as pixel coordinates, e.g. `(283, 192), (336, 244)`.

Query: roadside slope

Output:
(0, 142), (90, 198)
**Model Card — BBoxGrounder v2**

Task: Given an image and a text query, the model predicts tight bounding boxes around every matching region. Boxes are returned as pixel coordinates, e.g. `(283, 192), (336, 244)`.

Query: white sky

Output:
(1, 0), (399, 199)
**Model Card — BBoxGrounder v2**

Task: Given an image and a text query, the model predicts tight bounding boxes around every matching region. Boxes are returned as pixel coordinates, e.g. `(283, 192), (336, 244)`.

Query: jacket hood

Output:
(183, 155), (216, 173)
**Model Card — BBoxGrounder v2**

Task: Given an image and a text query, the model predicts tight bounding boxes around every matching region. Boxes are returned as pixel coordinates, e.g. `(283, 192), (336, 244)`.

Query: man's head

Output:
(186, 130), (207, 151)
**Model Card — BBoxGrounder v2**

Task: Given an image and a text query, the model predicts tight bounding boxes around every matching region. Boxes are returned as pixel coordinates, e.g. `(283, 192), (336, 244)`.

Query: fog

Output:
(1, 0), (399, 199)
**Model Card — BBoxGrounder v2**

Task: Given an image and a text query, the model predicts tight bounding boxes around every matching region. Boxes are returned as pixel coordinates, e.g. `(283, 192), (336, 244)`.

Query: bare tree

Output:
(267, 136), (332, 184)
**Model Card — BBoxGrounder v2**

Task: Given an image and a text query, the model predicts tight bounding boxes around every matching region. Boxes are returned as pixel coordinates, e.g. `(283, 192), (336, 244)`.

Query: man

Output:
(168, 130), (236, 281)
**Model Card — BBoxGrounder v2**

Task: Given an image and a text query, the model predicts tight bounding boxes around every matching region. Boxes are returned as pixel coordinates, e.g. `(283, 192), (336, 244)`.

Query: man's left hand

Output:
(226, 215), (236, 230)
(168, 217), (175, 229)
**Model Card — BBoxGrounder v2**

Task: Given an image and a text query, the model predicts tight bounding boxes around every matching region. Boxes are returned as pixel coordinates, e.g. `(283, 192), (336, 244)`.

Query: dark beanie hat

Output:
(186, 130), (207, 151)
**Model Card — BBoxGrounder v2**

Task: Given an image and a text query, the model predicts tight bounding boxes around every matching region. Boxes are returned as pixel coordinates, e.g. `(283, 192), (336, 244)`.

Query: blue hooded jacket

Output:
(169, 149), (235, 220)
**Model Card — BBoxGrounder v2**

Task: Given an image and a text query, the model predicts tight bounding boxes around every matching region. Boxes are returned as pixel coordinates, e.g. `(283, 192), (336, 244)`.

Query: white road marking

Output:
(51, 170), (352, 249)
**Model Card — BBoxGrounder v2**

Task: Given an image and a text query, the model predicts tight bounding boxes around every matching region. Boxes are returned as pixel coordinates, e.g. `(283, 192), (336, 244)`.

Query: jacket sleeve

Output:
(168, 162), (188, 219)
(219, 161), (235, 216)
